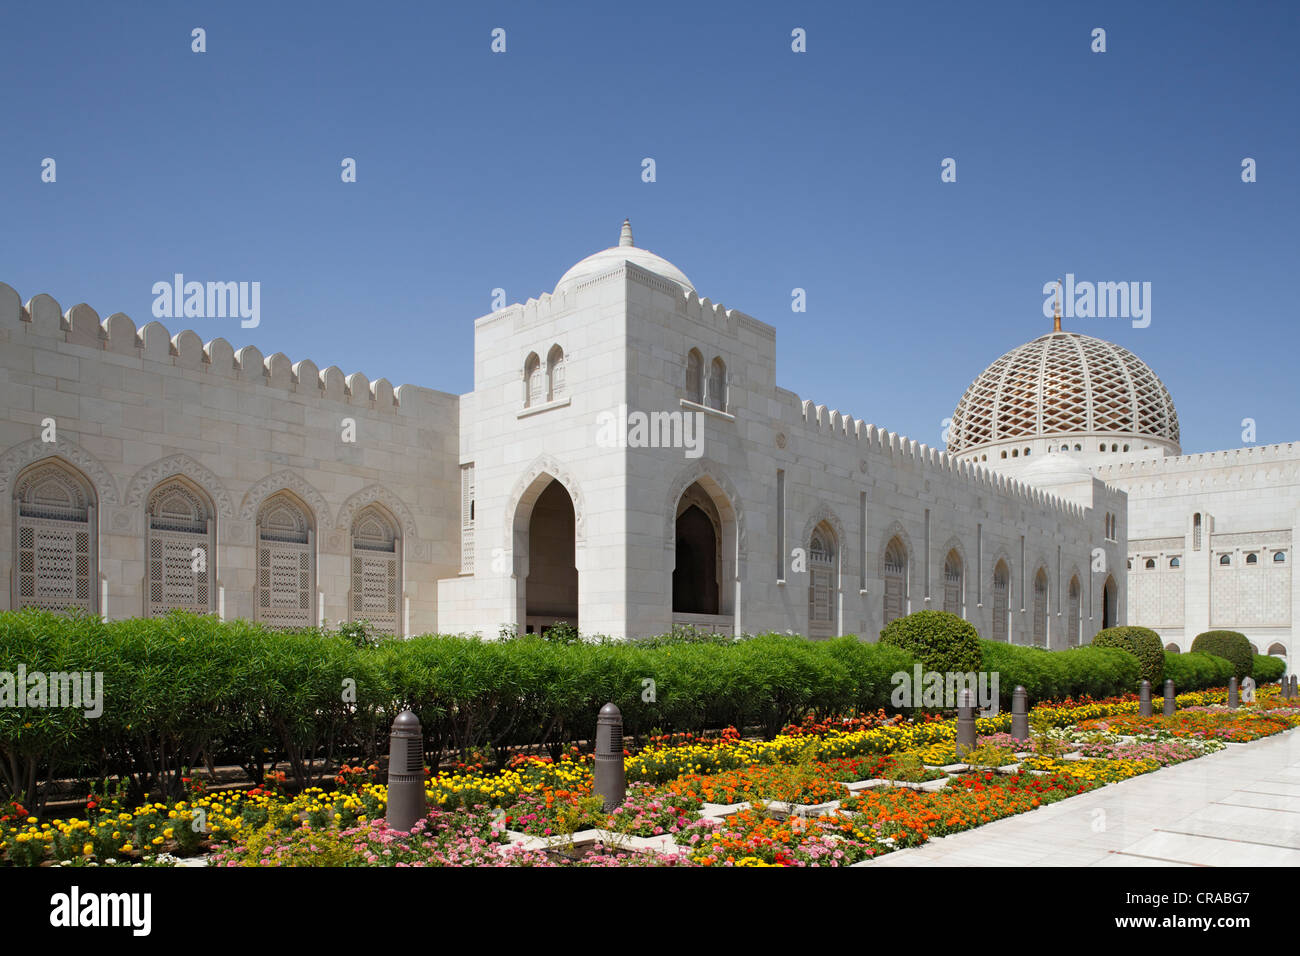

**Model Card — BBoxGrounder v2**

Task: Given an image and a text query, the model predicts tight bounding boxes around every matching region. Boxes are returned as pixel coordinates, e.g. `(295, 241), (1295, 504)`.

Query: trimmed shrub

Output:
(879, 611), (982, 675)
(979, 640), (1139, 705)
(1091, 626), (1165, 686)
(1190, 630), (1254, 681)
(1163, 651), (1234, 691)
(1253, 654), (1285, 684)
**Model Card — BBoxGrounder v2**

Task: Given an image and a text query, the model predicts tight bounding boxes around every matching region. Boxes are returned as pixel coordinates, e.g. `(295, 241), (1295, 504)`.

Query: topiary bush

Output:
(979, 640), (1139, 706)
(1253, 654), (1285, 683)
(1091, 626), (1164, 687)
(879, 610), (982, 675)
(1190, 630), (1254, 681)
(1163, 651), (1234, 691)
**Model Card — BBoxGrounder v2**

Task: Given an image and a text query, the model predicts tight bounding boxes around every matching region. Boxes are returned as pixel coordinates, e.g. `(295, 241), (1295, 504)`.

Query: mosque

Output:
(0, 221), (1295, 663)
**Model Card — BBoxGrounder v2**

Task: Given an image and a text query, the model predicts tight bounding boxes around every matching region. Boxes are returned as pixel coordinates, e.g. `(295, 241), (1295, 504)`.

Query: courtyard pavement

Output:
(862, 728), (1300, 867)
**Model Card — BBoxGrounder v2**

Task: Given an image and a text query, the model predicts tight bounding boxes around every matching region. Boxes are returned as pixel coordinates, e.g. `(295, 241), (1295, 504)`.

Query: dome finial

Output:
(619, 218), (634, 247)
(1053, 279), (1063, 332)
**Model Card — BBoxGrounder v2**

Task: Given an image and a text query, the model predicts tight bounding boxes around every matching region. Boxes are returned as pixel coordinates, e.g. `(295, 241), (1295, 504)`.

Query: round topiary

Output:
(1190, 630), (1254, 681)
(879, 610), (982, 675)
(1091, 626), (1164, 687)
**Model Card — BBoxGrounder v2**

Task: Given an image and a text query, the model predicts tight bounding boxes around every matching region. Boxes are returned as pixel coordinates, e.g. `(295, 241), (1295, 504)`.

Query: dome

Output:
(947, 327), (1180, 457)
(1018, 452), (1095, 486)
(555, 220), (694, 295)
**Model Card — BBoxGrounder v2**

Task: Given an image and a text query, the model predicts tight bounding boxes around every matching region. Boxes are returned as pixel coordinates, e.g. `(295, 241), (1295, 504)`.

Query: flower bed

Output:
(5, 689), (1293, 867)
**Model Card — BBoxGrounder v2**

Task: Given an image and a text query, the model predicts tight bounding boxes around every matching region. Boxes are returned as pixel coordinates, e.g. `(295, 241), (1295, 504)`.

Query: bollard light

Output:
(1163, 679), (1175, 717)
(1292, 675), (1298, 700)
(1139, 680), (1152, 717)
(1010, 686), (1029, 742)
(1228, 677), (1238, 709)
(593, 702), (627, 811)
(385, 709), (426, 833)
(955, 689), (977, 758)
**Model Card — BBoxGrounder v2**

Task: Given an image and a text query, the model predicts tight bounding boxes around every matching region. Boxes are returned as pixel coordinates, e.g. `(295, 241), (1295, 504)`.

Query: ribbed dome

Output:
(947, 330), (1180, 455)
(555, 219), (694, 295)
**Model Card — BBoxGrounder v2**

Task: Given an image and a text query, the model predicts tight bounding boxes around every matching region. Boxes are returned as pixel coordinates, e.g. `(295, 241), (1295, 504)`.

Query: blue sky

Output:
(1, 1), (1295, 454)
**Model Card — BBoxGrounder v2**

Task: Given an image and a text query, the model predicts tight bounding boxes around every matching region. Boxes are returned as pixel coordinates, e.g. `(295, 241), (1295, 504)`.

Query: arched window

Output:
(1144, 558), (1155, 570)
(882, 537), (907, 626)
(1000, 451), (1007, 459)
(707, 357), (727, 412)
(1011, 449), (1018, 458)
(808, 523), (837, 638)
(942, 549), (963, 616)
(1067, 575), (1081, 645)
(1245, 552), (1258, 565)
(546, 345), (565, 401)
(351, 504), (401, 635)
(13, 460), (96, 613)
(1126, 558), (1132, 570)
(1275, 551), (1287, 563)
(523, 352), (542, 407)
(1032, 568), (1048, 646)
(1073, 444), (1081, 451)
(1219, 554), (1231, 566)
(992, 560), (1009, 642)
(686, 349), (703, 405)
(1170, 556), (1180, 568)
(256, 491), (315, 629)
(146, 478), (215, 616)
(1193, 513), (1202, 550)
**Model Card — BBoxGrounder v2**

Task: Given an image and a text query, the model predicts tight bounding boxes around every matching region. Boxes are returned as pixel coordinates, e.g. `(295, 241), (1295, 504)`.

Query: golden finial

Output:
(1053, 279), (1062, 332)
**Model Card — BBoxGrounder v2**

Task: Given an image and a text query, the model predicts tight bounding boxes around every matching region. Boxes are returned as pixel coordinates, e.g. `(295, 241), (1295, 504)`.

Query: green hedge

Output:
(978, 640), (1140, 705)
(1163, 651), (1234, 690)
(1190, 630), (1254, 681)
(879, 610), (983, 674)
(1091, 626), (1165, 686)
(1254, 654), (1286, 683)
(0, 611), (915, 808)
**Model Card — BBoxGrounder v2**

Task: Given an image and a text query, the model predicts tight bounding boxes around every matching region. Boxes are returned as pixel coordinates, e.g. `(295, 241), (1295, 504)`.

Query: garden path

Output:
(861, 728), (1300, 867)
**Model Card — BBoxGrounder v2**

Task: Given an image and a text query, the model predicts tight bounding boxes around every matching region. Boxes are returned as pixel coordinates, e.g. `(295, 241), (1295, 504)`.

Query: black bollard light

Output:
(1292, 675), (1298, 700)
(1010, 686), (1029, 742)
(1139, 680), (1152, 717)
(956, 689), (977, 758)
(1163, 679), (1176, 717)
(1228, 677), (1239, 709)
(593, 702), (626, 811)
(385, 709), (426, 833)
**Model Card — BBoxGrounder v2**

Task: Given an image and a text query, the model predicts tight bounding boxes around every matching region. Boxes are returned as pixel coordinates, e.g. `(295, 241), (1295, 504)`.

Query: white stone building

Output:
(0, 221), (1291, 661)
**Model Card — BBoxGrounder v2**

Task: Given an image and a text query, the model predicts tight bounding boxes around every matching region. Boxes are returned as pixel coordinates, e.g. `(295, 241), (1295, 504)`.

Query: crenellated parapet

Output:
(0, 282), (448, 413)
(1094, 442), (1300, 479)
(788, 395), (1091, 520)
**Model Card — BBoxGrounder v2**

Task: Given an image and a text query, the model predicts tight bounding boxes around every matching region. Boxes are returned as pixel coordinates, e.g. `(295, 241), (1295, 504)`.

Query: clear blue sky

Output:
(2, 1), (1295, 455)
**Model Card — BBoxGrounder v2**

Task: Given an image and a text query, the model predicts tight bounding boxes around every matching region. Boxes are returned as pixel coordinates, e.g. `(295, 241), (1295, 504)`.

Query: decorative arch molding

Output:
(988, 549), (1014, 595)
(334, 484), (418, 539)
(799, 504), (847, 556)
(125, 454), (234, 517)
(939, 535), (969, 574)
(877, 520), (916, 582)
(239, 471), (331, 526)
(0, 437), (120, 506)
(662, 459), (745, 562)
(506, 454), (587, 545)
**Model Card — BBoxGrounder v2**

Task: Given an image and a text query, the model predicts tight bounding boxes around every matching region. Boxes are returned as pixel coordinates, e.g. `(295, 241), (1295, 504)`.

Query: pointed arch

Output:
(990, 551), (1012, 642)
(1032, 566), (1049, 646)
(12, 457), (99, 613)
(125, 454), (233, 518)
(663, 459), (745, 565)
(145, 475), (216, 616)
(940, 536), (967, 618)
(0, 437), (120, 506)
(334, 484), (417, 538)
(546, 344), (566, 401)
(523, 352), (542, 407)
(239, 471), (331, 527)
(254, 488), (317, 629)
(349, 501), (402, 635)
(685, 348), (704, 404)
(879, 521), (914, 627)
(507, 454), (586, 547)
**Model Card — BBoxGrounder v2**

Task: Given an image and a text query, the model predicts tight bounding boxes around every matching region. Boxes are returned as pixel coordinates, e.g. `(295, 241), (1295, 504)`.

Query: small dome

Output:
(948, 328), (1180, 456)
(555, 220), (694, 294)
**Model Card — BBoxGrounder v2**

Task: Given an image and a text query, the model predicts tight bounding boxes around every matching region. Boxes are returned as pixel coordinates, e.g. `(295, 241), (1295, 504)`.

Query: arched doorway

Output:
(808, 521), (838, 639)
(523, 479), (578, 634)
(674, 504), (718, 614)
(992, 560), (1010, 642)
(942, 549), (963, 616)
(1102, 574), (1117, 630)
(1032, 568), (1048, 647)
(882, 537), (908, 626)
